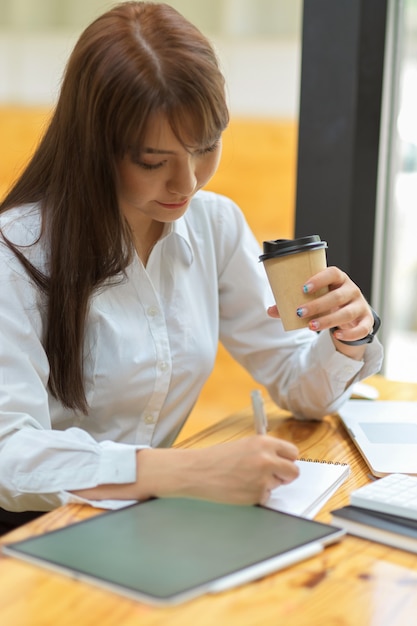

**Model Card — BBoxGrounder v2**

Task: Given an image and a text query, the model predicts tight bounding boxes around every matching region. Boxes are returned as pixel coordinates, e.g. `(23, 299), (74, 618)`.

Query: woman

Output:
(0, 2), (382, 532)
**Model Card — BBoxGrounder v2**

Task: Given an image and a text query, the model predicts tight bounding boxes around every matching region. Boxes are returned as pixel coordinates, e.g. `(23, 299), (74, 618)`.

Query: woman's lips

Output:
(156, 199), (189, 209)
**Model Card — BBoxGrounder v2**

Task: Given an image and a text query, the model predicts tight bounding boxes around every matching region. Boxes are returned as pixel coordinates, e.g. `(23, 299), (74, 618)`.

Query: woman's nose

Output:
(167, 159), (197, 196)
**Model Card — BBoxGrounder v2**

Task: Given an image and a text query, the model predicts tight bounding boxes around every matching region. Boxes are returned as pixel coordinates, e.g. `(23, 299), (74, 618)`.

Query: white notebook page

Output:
(265, 459), (350, 519)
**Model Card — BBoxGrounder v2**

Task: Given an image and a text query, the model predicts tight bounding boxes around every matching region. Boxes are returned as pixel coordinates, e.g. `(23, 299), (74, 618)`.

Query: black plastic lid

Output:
(259, 235), (327, 261)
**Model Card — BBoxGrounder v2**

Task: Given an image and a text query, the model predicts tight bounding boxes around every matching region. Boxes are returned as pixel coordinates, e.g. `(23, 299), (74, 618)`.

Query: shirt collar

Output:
(160, 216), (194, 266)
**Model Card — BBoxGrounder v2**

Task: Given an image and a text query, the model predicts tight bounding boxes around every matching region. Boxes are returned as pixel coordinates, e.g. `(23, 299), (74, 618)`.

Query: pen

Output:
(251, 389), (268, 435)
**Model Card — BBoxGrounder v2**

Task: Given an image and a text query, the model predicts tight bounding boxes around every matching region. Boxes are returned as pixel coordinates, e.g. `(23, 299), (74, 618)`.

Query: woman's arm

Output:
(212, 196), (383, 420)
(72, 436), (300, 506)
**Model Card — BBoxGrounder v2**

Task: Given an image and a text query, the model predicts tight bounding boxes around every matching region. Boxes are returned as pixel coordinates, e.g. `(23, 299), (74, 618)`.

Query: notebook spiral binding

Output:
(300, 457), (349, 466)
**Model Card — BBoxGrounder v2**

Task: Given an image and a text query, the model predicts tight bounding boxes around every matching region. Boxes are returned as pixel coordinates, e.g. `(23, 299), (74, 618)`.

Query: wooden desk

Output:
(1, 375), (417, 626)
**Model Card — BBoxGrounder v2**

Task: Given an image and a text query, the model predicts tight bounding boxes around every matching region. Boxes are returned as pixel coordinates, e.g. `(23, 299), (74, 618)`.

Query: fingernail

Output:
(309, 320), (320, 331)
(303, 283), (313, 294)
(296, 307), (306, 318)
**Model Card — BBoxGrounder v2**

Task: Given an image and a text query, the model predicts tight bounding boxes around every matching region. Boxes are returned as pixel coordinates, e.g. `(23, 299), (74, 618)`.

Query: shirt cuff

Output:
(317, 330), (383, 383)
(316, 331), (364, 380)
(63, 442), (148, 510)
(96, 441), (140, 485)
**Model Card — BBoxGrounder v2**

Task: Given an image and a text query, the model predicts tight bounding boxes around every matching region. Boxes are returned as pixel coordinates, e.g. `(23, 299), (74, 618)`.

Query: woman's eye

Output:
(198, 140), (220, 155)
(128, 148), (166, 170)
(137, 161), (164, 170)
(129, 154), (164, 170)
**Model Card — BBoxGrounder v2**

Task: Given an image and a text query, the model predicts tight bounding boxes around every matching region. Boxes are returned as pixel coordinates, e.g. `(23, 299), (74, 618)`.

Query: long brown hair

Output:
(0, 2), (229, 413)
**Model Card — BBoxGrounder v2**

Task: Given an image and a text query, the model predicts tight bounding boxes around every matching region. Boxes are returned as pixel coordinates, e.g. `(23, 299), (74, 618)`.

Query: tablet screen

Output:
(3, 498), (343, 605)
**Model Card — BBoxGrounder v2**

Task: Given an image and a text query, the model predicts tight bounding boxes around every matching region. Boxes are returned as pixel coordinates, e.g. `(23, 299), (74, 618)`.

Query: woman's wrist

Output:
(70, 448), (205, 504)
(329, 333), (367, 361)
(135, 447), (202, 501)
(330, 308), (381, 346)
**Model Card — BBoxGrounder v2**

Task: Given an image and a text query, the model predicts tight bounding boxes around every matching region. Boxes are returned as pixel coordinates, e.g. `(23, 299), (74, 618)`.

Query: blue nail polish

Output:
(296, 307), (304, 318)
(303, 283), (311, 294)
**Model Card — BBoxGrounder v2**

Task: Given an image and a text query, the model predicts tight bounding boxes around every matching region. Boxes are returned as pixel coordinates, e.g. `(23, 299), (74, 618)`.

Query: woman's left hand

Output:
(268, 266), (375, 357)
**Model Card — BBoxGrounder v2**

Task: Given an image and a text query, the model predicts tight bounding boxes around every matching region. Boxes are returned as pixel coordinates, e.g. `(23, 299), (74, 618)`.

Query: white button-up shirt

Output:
(0, 191), (383, 511)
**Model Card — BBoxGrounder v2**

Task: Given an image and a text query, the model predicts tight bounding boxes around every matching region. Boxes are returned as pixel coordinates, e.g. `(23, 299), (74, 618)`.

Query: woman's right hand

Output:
(135, 436), (300, 506)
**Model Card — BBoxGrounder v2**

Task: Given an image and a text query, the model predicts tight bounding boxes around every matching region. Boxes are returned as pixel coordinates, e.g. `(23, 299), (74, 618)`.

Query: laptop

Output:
(2, 497), (344, 606)
(338, 400), (417, 477)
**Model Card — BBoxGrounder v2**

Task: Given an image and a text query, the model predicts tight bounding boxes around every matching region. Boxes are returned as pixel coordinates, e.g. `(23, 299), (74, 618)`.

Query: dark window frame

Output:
(295, 0), (388, 303)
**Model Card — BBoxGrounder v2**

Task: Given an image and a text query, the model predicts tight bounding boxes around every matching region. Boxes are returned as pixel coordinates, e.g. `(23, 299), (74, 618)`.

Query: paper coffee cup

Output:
(259, 235), (328, 331)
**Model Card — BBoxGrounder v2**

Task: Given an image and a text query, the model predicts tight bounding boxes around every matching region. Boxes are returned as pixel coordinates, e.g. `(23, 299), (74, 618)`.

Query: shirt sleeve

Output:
(0, 243), (143, 512)
(214, 197), (384, 420)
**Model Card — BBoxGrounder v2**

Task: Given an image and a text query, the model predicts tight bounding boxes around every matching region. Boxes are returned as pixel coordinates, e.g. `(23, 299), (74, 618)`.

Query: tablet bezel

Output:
(2, 498), (345, 606)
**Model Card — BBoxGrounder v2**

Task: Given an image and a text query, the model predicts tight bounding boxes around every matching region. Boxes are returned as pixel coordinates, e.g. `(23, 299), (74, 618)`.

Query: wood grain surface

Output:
(1, 376), (417, 626)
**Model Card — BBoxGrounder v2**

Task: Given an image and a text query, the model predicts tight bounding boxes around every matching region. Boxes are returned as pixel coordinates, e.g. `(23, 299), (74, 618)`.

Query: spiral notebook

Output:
(265, 459), (350, 518)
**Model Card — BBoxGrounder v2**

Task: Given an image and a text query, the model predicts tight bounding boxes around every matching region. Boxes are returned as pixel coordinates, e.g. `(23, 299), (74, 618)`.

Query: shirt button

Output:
(144, 415), (156, 425)
(159, 361), (169, 371)
(147, 306), (159, 317)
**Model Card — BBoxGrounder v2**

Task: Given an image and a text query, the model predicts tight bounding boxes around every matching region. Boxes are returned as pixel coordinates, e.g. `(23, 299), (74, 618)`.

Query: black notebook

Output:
(331, 505), (417, 553)
(3, 498), (345, 606)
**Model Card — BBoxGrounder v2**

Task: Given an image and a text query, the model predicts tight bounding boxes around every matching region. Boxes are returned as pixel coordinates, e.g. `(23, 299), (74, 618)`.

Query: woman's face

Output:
(116, 113), (222, 230)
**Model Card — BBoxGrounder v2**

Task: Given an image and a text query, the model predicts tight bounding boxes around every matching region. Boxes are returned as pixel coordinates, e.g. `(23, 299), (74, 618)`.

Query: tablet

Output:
(3, 498), (345, 606)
